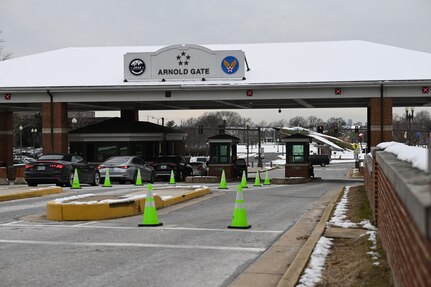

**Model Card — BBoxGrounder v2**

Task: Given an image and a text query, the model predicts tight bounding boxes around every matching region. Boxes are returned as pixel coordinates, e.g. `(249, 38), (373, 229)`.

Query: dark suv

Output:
(150, 155), (193, 181)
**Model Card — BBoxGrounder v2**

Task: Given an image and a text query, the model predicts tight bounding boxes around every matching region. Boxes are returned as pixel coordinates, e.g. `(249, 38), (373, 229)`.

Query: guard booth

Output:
(207, 134), (243, 179)
(282, 134), (313, 178)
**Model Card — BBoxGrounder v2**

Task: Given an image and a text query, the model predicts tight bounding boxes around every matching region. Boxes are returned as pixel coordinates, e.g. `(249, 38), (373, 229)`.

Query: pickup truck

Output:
(309, 154), (330, 167)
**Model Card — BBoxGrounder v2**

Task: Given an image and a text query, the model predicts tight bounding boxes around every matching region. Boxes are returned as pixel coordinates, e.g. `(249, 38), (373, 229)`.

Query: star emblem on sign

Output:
(176, 52), (191, 66)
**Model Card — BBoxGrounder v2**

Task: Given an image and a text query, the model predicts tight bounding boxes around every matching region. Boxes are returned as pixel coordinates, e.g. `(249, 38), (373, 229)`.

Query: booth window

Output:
(291, 144), (305, 163)
(210, 144), (230, 164)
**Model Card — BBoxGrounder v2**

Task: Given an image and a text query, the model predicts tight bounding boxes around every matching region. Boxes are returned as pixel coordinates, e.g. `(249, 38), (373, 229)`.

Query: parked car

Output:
(189, 156), (209, 164)
(189, 161), (208, 176)
(150, 155), (193, 181)
(24, 154), (100, 187)
(98, 156), (155, 184)
(234, 158), (248, 178)
(13, 157), (36, 167)
(309, 154), (331, 167)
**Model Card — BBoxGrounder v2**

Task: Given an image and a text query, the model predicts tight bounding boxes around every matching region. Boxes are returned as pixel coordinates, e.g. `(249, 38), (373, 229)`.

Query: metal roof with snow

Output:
(1, 41), (431, 112)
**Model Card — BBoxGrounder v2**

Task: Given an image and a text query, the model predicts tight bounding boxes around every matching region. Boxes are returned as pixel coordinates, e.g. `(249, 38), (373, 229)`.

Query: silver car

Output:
(98, 156), (155, 184)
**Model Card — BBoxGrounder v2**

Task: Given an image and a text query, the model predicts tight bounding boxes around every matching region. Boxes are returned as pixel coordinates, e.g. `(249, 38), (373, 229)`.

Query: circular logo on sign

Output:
(221, 56), (239, 74)
(129, 59), (146, 75)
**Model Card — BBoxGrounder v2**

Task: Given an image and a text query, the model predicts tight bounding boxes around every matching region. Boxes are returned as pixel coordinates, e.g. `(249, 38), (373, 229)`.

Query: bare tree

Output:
(288, 116), (307, 127)
(0, 30), (12, 61)
(306, 116), (324, 129)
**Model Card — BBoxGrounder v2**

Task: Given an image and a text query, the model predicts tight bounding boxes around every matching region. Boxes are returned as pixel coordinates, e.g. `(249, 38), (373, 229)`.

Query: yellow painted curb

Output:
(0, 186), (62, 202)
(163, 187), (210, 207)
(47, 187), (210, 221)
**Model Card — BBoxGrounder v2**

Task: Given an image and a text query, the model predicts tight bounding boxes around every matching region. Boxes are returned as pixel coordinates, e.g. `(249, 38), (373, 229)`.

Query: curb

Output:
(47, 186), (211, 221)
(0, 186), (63, 202)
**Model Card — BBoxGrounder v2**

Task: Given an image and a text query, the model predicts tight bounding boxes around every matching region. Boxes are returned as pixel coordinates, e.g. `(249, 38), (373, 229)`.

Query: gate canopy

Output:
(1, 41), (431, 112)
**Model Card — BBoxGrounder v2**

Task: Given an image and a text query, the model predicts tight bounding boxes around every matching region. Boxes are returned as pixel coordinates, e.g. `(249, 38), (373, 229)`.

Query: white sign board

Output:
(124, 44), (245, 82)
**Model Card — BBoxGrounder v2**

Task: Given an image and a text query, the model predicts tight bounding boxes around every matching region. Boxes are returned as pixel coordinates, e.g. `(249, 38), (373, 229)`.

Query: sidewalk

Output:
(230, 186), (344, 287)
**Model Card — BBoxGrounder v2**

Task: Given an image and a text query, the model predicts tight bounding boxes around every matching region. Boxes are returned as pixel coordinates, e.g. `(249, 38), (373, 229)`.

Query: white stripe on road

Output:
(0, 223), (282, 234)
(0, 239), (265, 253)
(2, 220), (23, 225)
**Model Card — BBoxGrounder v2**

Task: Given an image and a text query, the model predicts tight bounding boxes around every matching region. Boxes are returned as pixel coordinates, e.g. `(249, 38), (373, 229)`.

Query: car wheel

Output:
(91, 172), (100, 186)
(65, 172), (74, 187)
(320, 163), (326, 167)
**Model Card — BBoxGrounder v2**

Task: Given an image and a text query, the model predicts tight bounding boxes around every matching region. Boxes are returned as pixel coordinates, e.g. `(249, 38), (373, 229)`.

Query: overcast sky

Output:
(1, 0), (431, 125)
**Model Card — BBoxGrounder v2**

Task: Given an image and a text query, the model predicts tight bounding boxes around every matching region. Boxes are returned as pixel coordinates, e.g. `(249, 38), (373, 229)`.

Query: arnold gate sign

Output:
(124, 44), (245, 82)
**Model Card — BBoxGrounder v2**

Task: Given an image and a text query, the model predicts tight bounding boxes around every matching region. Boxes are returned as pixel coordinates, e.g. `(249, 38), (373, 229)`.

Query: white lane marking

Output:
(2, 220), (23, 225)
(0, 239), (265, 252)
(72, 221), (98, 227)
(0, 223), (282, 234)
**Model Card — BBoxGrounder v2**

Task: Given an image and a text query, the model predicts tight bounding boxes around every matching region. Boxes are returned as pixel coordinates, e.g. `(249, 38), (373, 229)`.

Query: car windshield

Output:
(38, 155), (68, 161)
(103, 157), (130, 165)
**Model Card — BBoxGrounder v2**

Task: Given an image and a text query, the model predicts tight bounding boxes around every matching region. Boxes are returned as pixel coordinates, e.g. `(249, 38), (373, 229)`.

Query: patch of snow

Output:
(327, 186), (357, 228)
(54, 194), (96, 203)
(376, 141), (428, 172)
(296, 236), (333, 287)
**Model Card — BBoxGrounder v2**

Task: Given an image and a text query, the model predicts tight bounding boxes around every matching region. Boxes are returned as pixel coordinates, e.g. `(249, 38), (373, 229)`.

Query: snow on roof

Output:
(1, 40), (431, 89)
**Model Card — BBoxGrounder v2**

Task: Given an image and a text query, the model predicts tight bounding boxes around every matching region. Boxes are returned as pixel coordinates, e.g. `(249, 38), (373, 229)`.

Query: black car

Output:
(25, 154), (100, 187)
(150, 155), (193, 181)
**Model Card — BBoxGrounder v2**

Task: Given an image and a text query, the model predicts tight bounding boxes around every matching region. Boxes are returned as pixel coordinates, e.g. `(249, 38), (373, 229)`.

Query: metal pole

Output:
(246, 125), (249, 168)
(258, 127), (262, 168)
(20, 129), (22, 161)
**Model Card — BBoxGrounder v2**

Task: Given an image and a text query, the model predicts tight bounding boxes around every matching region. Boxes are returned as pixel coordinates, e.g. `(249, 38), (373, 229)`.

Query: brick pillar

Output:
(0, 112), (13, 167)
(42, 102), (69, 154)
(121, 110), (138, 122)
(368, 97), (393, 148)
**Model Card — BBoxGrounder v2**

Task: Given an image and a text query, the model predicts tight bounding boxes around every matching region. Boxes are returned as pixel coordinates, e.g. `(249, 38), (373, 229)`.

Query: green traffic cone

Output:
(228, 184), (251, 229)
(135, 169), (143, 186)
(169, 170), (176, 184)
(218, 169), (228, 189)
(263, 170), (271, 185)
(138, 183), (163, 227)
(240, 170), (248, 188)
(71, 168), (81, 189)
(253, 170), (262, 187)
(102, 168), (112, 187)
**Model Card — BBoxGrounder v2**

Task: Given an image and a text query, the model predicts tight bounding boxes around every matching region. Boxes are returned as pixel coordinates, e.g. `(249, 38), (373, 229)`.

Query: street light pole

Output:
(405, 107), (415, 145)
(31, 128), (38, 158)
(19, 125), (23, 160)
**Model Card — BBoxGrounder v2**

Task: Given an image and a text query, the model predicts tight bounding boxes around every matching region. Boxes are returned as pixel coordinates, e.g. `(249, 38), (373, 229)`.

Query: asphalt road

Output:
(0, 162), (358, 287)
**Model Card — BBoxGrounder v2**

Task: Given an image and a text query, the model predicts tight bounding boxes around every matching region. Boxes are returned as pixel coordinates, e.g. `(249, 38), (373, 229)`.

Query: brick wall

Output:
(364, 152), (431, 286)
(0, 111), (13, 167)
(42, 102), (69, 153)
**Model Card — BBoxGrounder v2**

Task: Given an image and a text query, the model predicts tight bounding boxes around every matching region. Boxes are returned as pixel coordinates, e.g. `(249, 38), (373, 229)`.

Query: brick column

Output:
(42, 102), (69, 154)
(0, 112), (13, 167)
(368, 97), (393, 148)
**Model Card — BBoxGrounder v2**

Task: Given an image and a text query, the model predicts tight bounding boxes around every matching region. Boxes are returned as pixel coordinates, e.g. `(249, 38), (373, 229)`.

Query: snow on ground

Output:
(296, 236), (334, 287)
(298, 186), (382, 287)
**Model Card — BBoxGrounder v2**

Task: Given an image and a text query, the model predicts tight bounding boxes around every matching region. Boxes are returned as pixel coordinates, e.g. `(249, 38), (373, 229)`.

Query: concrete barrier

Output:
(0, 167), (9, 185)
(47, 186), (211, 221)
(0, 186), (62, 202)
(14, 166), (27, 184)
